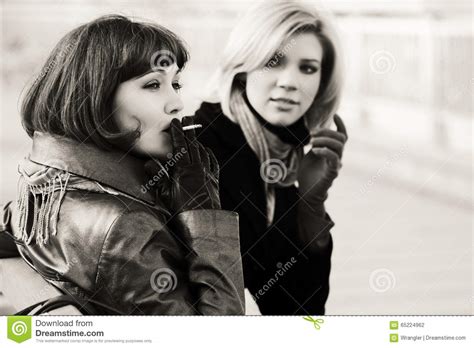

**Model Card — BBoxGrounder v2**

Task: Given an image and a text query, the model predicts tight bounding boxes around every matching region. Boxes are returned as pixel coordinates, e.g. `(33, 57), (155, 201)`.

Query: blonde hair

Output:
(209, 0), (344, 130)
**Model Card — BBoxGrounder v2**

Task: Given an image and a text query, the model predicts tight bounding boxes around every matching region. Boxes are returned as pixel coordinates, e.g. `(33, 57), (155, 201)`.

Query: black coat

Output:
(194, 102), (334, 315)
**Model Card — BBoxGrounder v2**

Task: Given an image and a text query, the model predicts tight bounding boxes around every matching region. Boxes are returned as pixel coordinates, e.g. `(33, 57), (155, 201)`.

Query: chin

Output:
(264, 110), (301, 127)
(133, 136), (173, 160)
(148, 144), (173, 160)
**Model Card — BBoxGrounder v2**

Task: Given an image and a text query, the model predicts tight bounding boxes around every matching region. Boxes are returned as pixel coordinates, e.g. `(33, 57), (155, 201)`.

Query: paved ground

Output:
(324, 124), (472, 315)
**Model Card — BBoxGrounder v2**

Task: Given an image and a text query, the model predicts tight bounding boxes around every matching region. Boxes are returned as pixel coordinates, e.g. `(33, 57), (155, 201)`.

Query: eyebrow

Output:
(300, 58), (321, 64)
(134, 68), (182, 80)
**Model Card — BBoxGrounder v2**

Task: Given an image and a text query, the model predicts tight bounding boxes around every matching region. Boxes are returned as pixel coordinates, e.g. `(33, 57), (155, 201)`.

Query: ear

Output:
(233, 73), (247, 90)
(236, 72), (247, 82)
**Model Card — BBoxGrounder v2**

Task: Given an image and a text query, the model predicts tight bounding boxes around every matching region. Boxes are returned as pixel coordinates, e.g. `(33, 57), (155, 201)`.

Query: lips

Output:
(270, 97), (299, 105)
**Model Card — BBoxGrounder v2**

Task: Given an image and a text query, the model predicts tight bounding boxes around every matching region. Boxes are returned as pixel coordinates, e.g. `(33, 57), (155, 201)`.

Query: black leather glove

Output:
(297, 114), (348, 205)
(146, 117), (221, 214)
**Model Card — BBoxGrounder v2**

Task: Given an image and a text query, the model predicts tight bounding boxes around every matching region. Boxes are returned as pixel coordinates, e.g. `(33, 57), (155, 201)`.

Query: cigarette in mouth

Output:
(182, 124), (202, 131)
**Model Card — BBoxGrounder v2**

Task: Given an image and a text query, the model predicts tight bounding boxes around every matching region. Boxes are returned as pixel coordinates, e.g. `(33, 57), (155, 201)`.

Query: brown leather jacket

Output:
(7, 132), (245, 315)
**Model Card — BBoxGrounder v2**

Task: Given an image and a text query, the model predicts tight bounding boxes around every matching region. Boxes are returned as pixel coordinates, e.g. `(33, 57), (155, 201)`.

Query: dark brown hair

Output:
(21, 15), (189, 149)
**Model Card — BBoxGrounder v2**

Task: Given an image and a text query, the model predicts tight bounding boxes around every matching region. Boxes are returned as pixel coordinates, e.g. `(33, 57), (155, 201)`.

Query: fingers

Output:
(312, 146), (341, 170)
(310, 128), (347, 144)
(170, 118), (191, 164)
(181, 116), (197, 139)
(206, 147), (220, 180)
(311, 137), (344, 158)
(334, 114), (348, 140)
(181, 116), (200, 164)
(197, 142), (210, 171)
(310, 115), (348, 164)
(310, 114), (348, 144)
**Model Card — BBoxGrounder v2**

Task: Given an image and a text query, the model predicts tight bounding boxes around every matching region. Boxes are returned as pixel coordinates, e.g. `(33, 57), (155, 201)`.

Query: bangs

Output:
(21, 15), (191, 151)
(249, 20), (319, 71)
(215, 2), (342, 129)
(116, 22), (189, 82)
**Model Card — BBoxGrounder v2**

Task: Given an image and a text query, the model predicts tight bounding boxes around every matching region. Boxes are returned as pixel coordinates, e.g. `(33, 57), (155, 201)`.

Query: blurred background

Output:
(1, 0), (472, 314)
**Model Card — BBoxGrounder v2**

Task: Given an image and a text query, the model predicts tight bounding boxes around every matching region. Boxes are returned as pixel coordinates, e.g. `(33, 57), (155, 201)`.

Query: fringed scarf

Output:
(15, 158), (123, 246)
(16, 159), (70, 245)
(228, 91), (309, 226)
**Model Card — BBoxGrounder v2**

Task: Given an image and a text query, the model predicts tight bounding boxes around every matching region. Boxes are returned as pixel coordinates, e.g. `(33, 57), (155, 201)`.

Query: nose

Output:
(276, 66), (297, 92)
(164, 92), (184, 116)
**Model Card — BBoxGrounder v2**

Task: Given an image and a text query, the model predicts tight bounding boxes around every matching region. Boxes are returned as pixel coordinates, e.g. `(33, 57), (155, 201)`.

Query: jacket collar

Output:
(29, 132), (155, 205)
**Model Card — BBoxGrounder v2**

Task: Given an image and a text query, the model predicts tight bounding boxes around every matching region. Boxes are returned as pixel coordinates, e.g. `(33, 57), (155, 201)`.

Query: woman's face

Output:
(112, 64), (183, 159)
(245, 32), (323, 126)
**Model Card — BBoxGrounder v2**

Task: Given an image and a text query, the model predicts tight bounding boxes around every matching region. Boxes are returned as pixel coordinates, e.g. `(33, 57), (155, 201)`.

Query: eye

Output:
(265, 55), (283, 69)
(300, 64), (319, 74)
(172, 82), (183, 91)
(145, 80), (160, 90)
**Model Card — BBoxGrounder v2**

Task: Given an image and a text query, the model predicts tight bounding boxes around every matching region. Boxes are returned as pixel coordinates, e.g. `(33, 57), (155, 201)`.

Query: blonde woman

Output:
(194, 0), (347, 314)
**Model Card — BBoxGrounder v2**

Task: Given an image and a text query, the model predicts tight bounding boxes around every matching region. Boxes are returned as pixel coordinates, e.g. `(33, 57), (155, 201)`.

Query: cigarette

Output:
(182, 124), (202, 131)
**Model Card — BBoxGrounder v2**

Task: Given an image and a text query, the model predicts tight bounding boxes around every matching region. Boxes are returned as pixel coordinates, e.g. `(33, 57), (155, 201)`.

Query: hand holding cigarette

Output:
(165, 117), (220, 213)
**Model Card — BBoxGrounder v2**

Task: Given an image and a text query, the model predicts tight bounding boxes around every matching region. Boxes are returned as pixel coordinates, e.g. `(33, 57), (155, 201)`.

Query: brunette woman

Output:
(4, 15), (244, 315)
